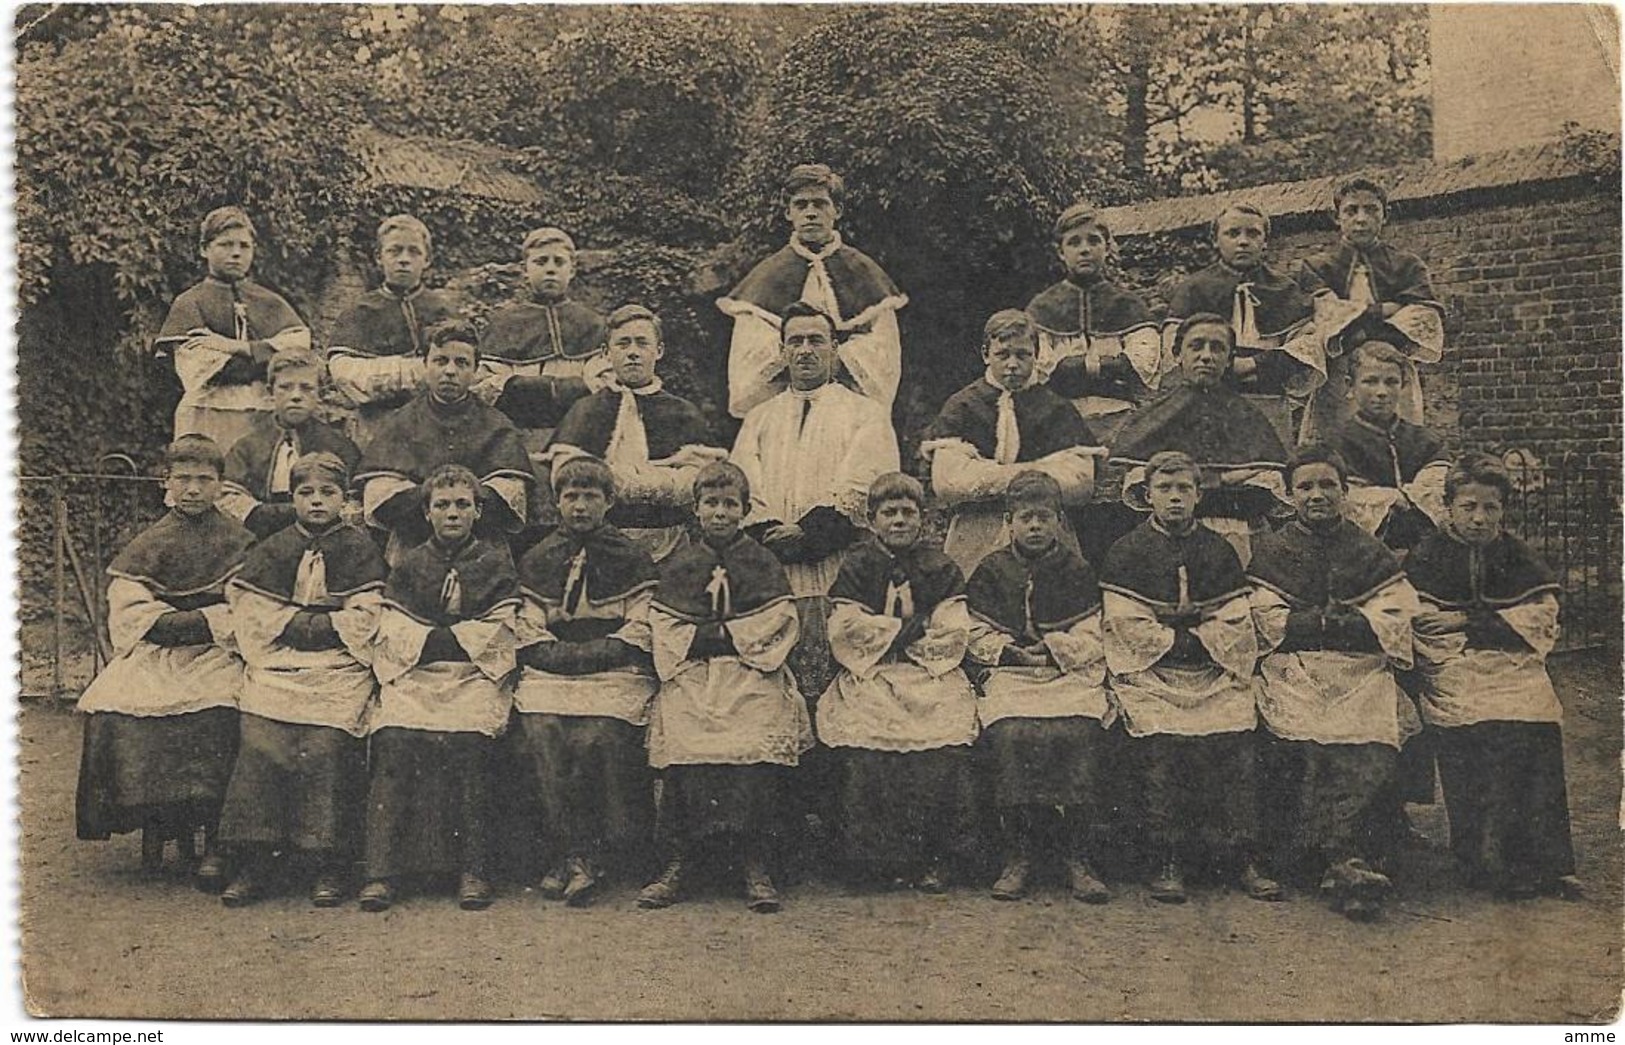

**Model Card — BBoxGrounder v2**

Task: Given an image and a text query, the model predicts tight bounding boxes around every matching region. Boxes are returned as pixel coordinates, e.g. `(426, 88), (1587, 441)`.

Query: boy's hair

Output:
(692, 460), (750, 507)
(1348, 339), (1410, 379)
(867, 471), (925, 516)
(421, 464), (481, 507)
(423, 317), (480, 360)
(781, 299), (838, 341)
(522, 226), (577, 257)
(1210, 202), (1271, 240)
(606, 303), (663, 344)
(1052, 200), (1113, 245)
(1004, 470), (1064, 514)
(267, 347), (325, 383)
(199, 205), (254, 249)
(983, 308), (1033, 346)
(289, 451), (350, 490)
(377, 213), (432, 256)
(1145, 450), (1203, 486)
(1171, 312), (1235, 357)
(1333, 176), (1389, 213)
(553, 455), (617, 499)
(1286, 444), (1349, 488)
(1444, 451), (1513, 503)
(165, 434), (225, 476)
(781, 163), (844, 206)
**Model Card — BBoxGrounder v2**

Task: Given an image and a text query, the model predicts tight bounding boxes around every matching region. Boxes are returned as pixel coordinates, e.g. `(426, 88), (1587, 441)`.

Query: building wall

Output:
(1430, 5), (1620, 162)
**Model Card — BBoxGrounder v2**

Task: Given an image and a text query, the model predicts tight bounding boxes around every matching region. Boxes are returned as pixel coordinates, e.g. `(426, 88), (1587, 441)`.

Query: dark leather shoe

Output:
(563, 858), (598, 908)
(1241, 861), (1285, 902)
(991, 856), (1030, 901)
(637, 856), (684, 909)
(221, 870), (263, 908)
(744, 859), (781, 913)
(537, 863), (568, 901)
(1065, 858), (1110, 904)
(459, 872), (494, 911)
(358, 878), (395, 913)
(310, 874), (347, 908)
(1150, 860), (1187, 904)
(194, 851), (228, 894)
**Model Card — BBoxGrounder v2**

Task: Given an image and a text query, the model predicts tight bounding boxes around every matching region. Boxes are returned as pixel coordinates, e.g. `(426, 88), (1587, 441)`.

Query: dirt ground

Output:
(18, 652), (1624, 1022)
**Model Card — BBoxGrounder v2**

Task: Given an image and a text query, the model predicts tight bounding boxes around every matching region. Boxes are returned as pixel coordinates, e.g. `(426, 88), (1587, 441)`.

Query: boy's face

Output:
(1007, 503), (1061, 555)
(378, 228), (429, 292)
(293, 476), (344, 530)
(1215, 211), (1267, 271)
(1336, 191), (1386, 247)
(1057, 222), (1109, 280)
(1351, 358), (1405, 423)
(696, 485), (746, 543)
(872, 497), (922, 551)
(202, 229), (254, 282)
(983, 329), (1037, 391)
(524, 244), (575, 300)
(607, 318), (663, 389)
(425, 481), (481, 543)
(785, 186), (839, 248)
(1179, 321), (1232, 388)
(271, 365), (320, 428)
(425, 340), (478, 400)
(1447, 482), (1504, 546)
(1289, 462), (1345, 525)
(557, 483), (612, 535)
(166, 462), (222, 517)
(1147, 468), (1200, 528)
(782, 314), (837, 391)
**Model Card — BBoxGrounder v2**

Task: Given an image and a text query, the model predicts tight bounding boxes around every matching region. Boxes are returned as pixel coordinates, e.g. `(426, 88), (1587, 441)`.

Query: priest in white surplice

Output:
(731, 300), (901, 718)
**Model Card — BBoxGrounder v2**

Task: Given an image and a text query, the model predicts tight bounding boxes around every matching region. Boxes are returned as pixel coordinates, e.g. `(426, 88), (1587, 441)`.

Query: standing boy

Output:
(327, 214), (465, 447)
(719, 164), (907, 419)
(76, 435), (252, 887)
(965, 472), (1115, 903)
(218, 452), (387, 907)
(1101, 451), (1280, 904)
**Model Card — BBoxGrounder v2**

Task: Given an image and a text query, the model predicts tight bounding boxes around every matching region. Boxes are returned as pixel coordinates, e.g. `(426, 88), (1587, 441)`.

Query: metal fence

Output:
(14, 455), (1621, 698)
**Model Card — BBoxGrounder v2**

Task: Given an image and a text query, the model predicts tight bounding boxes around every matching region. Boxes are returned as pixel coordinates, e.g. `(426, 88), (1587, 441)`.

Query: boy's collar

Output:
(1013, 537), (1060, 562)
(1218, 259), (1265, 280)
(1150, 515), (1199, 538)
(1354, 409), (1399, 432)
(383, 282), (423, 300)
(527, 287), (571, 306)
(295, 519), (342, 539)
(430, 533), (475, 557)
(790, 230), (843, 262)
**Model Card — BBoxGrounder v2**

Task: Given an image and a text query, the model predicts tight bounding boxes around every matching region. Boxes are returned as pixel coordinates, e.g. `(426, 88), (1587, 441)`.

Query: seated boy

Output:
(355, 319), (535, 561)
(327, 214), (465, 447)
(359, 465), (521, 912)
(548, 304), (727, 564)
(1248, 446), (1420, 920)
(1025, 203), (1160, 444)
(1408, 452), (1582, 901)
(640, 462), (812, 913)
(1162, 204), (1359, 445)
(218, 452), (387, 907)
(1109, 314), (1290, 567)
(75, 435), (253, 887)
(965, 471), (1114, 903)
(1294, 178), (1446, 439)
(512, 456), (659, 906)
(817, 472), (980, 891)
(219, 349), (362, 540)
(1100, 451), (1279, 904)
(921, 309), (1101, 575)
(1329, 340), (1449, 555)
(477, 226), (612, 455)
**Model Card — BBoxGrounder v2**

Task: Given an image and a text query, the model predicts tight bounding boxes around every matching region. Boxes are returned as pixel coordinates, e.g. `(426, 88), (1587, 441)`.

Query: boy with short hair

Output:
(1408, 453), (1582, 901)
(719, 163), (907, 418)
(75, 435), (253, 887)
(922, 309), (1101, 575)
(640, 461), (812, 913)
(1025, 202), (1160, 444)
(359, 464), (521, 912)
(155, 206), (312, 448)
(355, 318), (535, 559)
(512, 456), (660, 905)
(965, 471), (1113, 903)
(327, 214), (465, 446)
(220, 349), (362, 540)
(549, 304), (727, 564)
(477, 227), (612, 452)
(218, 452), (387, 907)
(1295, 178), (1446, 439)
(818, 472), (980, 891)
(1249, 445), (1421, 920)
(1329, 340), (1449, 555)
(1101, 451), (1280, 904)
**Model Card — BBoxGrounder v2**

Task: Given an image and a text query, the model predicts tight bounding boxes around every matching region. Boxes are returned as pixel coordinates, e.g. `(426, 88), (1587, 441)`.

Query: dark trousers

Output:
(1137, 731), (1259, 867)
(1258, 735), (1396, 877)
(1435, 721), (1576, 888)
